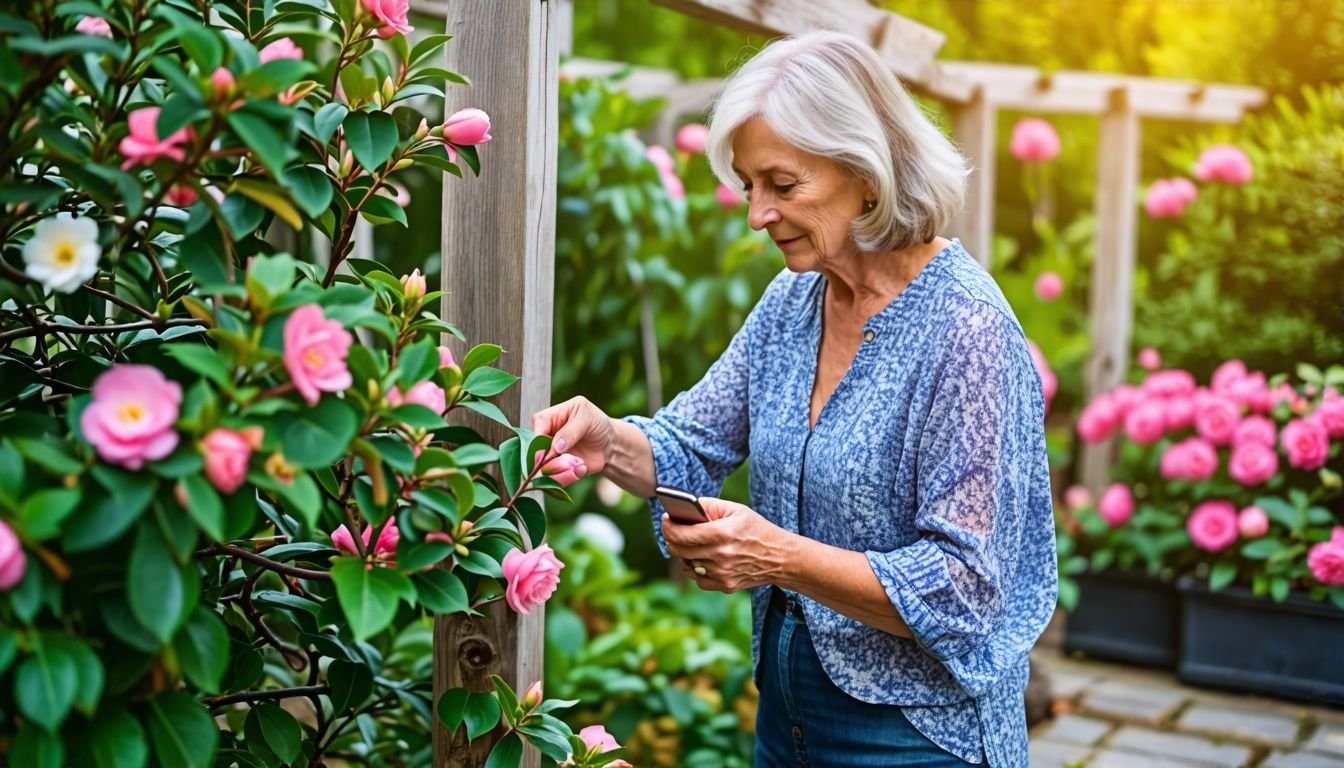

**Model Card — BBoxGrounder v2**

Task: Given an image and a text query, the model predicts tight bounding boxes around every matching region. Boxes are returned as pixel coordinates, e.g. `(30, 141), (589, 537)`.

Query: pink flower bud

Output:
(1033, 272), (1062, 302)
(259, 37), (303, 63)
(1063, 485), (1092, 512)
(211, 67), (235, 99)
(414, 118), (430, 141)
(1097, 484), (1134, 527)
(442, 108), (491, 146)
(75, 16), (112, 37)
(400, 269), (426, 299)
(535, 451), (585, 486)
(1237, 506), (1269, 539)
(674, 123), (708, 154)
(165, 184), (198, 208)
(201, 426), (264, 495)
(521, 680), (543, 709)
(715, 183), (743, 209)
(438, 345), (456, 369)
(1137, 347), (1161, 371)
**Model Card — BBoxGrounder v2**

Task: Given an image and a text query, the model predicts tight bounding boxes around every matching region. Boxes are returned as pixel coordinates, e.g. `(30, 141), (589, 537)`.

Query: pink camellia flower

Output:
(0, 521), (26, 591)
(1063, 485), (1092, 512)
(1033, 272), (1063, 302)
(715, 183), (744, 209)
(675, 123), (709, 154)
(283, 304), (353, 405)
(563, 725), (633, 768)
(1194, 395), (1240, 446)
(165, 183), (198, 208)
(80, 365), (182, 470)
(400, 268), (426, 300)
(388, 380), (447, 416)
(1142, 369), (1197, 398)
(259, 37), (303, 63)
(1282, 418), (1329, 470)
(1194, 144), (1253, 185)
(1308, 529), (1344, 586)
(1232, 415), (1276, 448)
(1310, 397), (1344, 438)
(443, 108), (491, 146)
(1159, 438), (1219, 481)
(361, 0), (413, 38)
(1238, 506), (1269, 539)
(201, 426), (264, 495)
(75, 15), (112, 37)
(330, 518), (399, 561)
(1124, 399), (1167, 445)
(1137, 347), (1161, 371)
(501, 544), (564, 614)
(119, 107), (190, 170)
(1009, 118), (1060, 163)
(1187, 501), (1239, 553)
(660, 170), (686, 200)
(438, 345), (456, 369)
(1144, 179), (1195, 219)
(1228, 441), (1278, 486)
(645, 144), (675, 174)
(535, 451), (585, 486)
(1162, 394), (1196, 432)
(1077, 394), (1122, 444)
(1097, 484), (1134, 528)
(1210, 359), (1248, 392)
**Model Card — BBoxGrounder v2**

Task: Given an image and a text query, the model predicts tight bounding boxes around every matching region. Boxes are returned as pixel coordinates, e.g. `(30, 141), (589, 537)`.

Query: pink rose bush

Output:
(1071, 359), (1344, 603)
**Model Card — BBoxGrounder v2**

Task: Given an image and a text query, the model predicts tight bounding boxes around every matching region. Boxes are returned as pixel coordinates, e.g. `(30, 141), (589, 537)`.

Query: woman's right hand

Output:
(531, 396), (616, 474)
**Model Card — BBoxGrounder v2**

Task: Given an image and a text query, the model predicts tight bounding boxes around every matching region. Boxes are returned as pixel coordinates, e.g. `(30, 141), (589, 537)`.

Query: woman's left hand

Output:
(662, 497), (794, 593)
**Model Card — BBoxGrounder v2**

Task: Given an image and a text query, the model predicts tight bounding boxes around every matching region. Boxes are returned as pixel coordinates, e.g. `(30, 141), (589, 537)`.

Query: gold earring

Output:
(864, 198), (876, 212)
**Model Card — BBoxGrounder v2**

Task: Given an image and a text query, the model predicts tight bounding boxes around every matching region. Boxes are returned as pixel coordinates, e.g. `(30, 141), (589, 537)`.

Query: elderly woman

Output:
(534, 30), (1056, 767)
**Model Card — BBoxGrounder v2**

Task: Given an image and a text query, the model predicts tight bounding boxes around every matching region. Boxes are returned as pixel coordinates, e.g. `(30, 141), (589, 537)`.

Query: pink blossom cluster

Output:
(1077, 359), (1338, 486)
(1141, 144), (1253, 220)
(645, 144), (685, 200)
(1144, 177), (1197, 219)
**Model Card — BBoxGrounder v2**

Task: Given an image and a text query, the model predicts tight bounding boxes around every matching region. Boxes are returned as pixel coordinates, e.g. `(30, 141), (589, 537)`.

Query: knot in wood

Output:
(459, 636), (495, 670)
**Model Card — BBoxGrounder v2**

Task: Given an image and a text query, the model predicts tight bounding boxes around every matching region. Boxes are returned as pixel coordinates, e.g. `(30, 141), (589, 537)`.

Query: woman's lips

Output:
(774, 236), (803, 248)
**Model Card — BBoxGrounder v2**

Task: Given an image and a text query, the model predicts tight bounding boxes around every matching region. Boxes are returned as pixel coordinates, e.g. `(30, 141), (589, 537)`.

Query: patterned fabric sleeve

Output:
(866, 301), (1056, 689)
(622, 314), (754, 558)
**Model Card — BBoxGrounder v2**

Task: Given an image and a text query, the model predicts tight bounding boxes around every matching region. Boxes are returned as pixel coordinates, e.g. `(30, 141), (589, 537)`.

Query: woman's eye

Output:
(776, 183), (796, 194)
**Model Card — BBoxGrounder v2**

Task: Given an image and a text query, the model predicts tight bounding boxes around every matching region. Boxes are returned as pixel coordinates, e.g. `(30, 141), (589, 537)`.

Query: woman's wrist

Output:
(603, 418), (657, 498)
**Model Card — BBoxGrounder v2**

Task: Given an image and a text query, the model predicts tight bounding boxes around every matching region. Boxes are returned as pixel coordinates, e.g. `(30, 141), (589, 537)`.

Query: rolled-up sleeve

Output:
(866, 304), (1057, 689)
(623, 318), (752, 558)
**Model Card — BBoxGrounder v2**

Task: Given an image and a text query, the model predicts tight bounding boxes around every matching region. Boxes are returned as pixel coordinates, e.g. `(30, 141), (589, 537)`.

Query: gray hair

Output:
(705, 31), (969, 252)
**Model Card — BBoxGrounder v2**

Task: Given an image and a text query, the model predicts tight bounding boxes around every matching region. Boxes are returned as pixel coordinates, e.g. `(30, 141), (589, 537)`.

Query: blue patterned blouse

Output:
(624, 240), (1057, 767)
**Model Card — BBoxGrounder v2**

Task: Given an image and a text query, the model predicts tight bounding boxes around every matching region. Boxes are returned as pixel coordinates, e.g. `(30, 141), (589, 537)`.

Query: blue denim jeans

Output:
(754, 589), (978, 767)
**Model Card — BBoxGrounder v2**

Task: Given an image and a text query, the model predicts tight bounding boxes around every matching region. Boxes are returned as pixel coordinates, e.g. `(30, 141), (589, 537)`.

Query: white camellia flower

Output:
(22, 213), (101, 294)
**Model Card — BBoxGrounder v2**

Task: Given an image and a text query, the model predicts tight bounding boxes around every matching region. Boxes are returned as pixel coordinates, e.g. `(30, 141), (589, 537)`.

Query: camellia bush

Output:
(1060, 358), (1344, 608)
(0, 2), (627, 767)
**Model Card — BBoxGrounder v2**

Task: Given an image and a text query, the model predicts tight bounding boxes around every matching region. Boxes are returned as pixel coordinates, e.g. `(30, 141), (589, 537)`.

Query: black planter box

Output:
(1178, 577), (1344, 706)
(1064, 569), (1179, 668)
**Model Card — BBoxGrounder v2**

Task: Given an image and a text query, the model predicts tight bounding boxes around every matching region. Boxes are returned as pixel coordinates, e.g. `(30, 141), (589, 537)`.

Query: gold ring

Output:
(693, 565), (708, 577)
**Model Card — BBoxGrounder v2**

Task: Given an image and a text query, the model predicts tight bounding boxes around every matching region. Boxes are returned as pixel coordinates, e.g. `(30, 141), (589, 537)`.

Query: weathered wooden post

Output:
(1080, 87), (1140, 492)
(949, 86), (996, 269)
(433, 2), (559, 766)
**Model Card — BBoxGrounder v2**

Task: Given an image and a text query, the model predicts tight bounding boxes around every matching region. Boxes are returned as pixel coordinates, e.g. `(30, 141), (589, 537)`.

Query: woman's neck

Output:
(820, 237), (949, 319)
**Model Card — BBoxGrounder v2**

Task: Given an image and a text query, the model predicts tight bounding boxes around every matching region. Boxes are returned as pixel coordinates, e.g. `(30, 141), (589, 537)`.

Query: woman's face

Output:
(731, 118), (870, 272)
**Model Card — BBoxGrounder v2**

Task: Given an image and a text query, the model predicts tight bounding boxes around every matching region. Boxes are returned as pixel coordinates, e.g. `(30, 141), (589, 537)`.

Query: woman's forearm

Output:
(775, 534), (914, 639)
(601, 418), (658, 498)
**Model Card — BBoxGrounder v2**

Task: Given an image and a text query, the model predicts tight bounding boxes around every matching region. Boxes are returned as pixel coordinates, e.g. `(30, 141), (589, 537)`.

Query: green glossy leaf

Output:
(312, 102), (348, 144)
(87, 708), (149, 768)
(179, 474), (225, 541)
(437, 687), (469, 737)
(413, 569), (469, 614)
(278, 396), (360, 468)
(146, 693), (218, 768)
(483, 731), (521, 768)
(246, 703), (301, 766)
(331, 557), (414, 640)
(43, 635), (103, 716)
(464, 691), (502, 741)
(409, 33), (453, 65)
(1241, 537), (1282, 560)
(0, 439), (25, 508)
(359, 193), (409, 226)
(179, 25), (222, 70)
(282, 165), (334, 217)
(343, 110), (398, 173)
(227, 110), (289, 178)
(461, 343), (503, 375)
(18, 487), (81, 541)
(246, 252), (297, 309)
(173, 607), (229, 694)
(164, 344), (230, 387)
(326, 659), (373, 714)
(498, 437), (522, 498)
(11, 726), (64, 768)
(462, 367), (519, 398)
(1209, 562), (1238, 591)
(128, 523), (187, 644)
(16, 644), (77, 731)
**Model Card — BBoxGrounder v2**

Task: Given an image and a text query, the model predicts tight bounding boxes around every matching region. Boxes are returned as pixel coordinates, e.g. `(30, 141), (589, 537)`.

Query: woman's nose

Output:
(746, 196), (779, 230)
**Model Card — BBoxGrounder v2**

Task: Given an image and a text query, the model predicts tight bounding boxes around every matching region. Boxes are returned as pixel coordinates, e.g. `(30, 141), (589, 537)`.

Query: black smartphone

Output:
(655, 485), (709, 524)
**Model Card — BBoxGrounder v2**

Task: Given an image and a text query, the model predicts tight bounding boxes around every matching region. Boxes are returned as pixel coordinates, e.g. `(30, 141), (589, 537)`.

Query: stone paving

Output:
(1030, 652), (1344, 767)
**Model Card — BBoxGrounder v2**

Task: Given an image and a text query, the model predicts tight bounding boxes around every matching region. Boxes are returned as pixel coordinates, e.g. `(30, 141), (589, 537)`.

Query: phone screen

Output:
(655, 485), (709, 524)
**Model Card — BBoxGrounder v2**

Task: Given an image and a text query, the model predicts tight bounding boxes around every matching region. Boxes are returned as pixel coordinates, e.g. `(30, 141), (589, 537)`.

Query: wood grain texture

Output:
(433, 2), (557, 766)
(948, 88), (996, 269)
(1080, 89), (1140, 493)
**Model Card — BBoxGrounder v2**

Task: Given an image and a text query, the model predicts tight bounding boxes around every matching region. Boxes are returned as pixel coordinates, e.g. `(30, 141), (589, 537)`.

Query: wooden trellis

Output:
(416, 1), (1265, 765)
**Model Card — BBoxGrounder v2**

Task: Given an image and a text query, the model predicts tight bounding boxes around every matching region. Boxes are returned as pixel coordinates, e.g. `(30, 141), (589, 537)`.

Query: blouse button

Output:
(863, 329), (876, 342)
